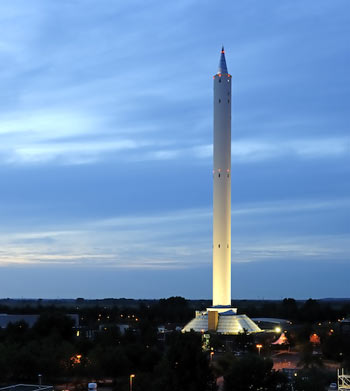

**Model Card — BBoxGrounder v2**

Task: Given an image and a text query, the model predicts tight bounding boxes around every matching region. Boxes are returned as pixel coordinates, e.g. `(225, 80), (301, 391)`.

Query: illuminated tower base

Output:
(182, 307), (261, 334)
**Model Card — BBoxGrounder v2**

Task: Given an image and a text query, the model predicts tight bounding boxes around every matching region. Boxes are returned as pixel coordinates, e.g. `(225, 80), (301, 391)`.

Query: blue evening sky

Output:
(0, 0), (349, 300)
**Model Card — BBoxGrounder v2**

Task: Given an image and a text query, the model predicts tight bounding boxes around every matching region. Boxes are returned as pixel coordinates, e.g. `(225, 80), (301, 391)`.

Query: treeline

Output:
(237, 298), (350, 322)
(1, 297), (350, 326)
(1, 296), (350, 389)
(0, 296), (194, 328)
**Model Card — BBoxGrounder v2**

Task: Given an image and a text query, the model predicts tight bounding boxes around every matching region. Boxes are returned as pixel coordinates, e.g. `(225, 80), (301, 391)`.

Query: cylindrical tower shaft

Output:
(212, 48), (231, 307)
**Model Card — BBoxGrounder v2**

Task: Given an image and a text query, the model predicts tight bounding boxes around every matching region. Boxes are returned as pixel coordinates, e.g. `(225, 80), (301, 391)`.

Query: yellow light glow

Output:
(70, 354), (82, 365)
(275, 327), (281, 333)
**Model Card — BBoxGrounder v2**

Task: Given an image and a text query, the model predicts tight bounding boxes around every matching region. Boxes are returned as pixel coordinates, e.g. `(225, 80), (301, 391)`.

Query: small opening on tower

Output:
(228, 99), (230, 103)
(218, 173), (220, 178)
(219, 79), (221, 83)
(219, 99), (221, 103)
(218, 244), (220, 248)
(227, 173), (229, 178)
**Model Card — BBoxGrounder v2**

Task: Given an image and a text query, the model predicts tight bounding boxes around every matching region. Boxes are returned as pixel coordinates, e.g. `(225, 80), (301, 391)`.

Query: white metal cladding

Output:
(182, 313), (209, 333)
(212, 48), (232, 307)
(182, 312), (261, 334)
(216, 314), (262, 334)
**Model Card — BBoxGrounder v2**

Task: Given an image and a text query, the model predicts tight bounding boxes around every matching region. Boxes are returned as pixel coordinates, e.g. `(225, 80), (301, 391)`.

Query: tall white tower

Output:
(182, 48), (261, 334)
(213, 47), (231, 307)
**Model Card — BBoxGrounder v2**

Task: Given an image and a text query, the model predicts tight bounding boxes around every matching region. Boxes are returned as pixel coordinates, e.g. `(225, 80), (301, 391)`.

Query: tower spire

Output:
(217, 46), (228, 74)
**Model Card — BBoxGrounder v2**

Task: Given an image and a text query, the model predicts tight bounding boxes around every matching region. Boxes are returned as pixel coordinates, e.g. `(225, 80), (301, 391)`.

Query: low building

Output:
(0, 385), (53, 391)
(340, 318), (350, 334)
(0, 314), (39, 328)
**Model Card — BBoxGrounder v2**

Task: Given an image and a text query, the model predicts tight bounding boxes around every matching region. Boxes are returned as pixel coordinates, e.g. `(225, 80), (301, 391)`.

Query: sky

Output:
(0, 0), (349, 300)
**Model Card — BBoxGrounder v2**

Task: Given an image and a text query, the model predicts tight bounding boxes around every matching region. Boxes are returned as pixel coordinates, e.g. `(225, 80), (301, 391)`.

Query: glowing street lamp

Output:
(256, 344), (263, 355)
(129, 374), (135, 391)
(210, 351), (214, 361)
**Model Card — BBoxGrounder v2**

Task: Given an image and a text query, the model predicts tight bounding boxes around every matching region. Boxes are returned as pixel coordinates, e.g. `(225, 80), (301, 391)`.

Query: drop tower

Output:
(183, 48), (261, 334)
(213, 47), (231, 307)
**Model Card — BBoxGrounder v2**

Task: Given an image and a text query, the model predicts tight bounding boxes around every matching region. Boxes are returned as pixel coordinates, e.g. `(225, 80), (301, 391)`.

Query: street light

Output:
(129, 374), (135, 391)
(38, 374), (42, 387)
(210, 351), (214, 361)
(256, 344), (263, 355)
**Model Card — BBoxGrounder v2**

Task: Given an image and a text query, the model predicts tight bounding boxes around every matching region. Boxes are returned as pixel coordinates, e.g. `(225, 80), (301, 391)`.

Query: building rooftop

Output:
(0, 385), (53, 391)
(182, 311), (261, 334)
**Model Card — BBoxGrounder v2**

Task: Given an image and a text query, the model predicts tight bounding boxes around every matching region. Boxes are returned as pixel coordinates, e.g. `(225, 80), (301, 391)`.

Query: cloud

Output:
(232, 235), (350, 264)
(0, 1), (348, 169)
(0, 197), (348, 269)
(232, 198), (350, 216)
(0, 124), (348, 165)
(194, 137), (349, 163)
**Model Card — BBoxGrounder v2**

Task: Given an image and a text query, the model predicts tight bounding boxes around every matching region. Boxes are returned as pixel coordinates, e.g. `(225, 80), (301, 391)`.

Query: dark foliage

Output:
(0, 296), (348, 387)
(224, 354), (287, 391)
(152, 331), (216, 391)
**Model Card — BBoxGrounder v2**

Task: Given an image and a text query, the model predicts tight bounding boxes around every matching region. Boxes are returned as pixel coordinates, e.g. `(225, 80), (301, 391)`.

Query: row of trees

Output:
(1, 297), (350, 326)
(238, 298), (350, 322)
(1, 297), (349, 389)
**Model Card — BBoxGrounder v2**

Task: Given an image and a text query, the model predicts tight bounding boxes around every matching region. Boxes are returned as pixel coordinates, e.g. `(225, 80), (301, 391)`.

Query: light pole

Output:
(210, 351), (214, 362)
(38, 374), (42, 387)
(129, 374), (135, 391)
(256, 344), (263, 355)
